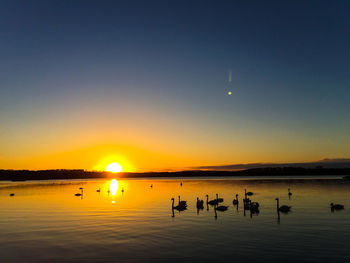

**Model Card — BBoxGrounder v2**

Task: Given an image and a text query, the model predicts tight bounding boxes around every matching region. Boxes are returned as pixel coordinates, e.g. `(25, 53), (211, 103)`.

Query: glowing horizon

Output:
(1, 2), (350, 172)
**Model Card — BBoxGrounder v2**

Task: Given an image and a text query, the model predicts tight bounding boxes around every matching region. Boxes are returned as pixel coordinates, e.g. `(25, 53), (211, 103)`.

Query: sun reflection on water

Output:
(109, 179), (119, 195)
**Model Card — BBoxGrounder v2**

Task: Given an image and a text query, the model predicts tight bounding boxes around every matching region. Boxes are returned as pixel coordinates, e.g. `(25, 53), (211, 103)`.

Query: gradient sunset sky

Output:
(1, 1), (350, 172)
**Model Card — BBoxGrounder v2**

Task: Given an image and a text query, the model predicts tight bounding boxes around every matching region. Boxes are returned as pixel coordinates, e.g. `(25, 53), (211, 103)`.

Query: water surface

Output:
(1, 177), (350, 262)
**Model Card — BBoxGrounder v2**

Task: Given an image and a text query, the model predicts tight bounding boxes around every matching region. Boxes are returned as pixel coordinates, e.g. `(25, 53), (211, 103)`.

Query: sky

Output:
(1, 0), (350, 172)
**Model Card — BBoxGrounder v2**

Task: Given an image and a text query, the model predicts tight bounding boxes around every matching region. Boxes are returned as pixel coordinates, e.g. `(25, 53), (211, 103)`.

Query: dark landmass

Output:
(195, 158), (350, 170)
(1, 167), (350, 181)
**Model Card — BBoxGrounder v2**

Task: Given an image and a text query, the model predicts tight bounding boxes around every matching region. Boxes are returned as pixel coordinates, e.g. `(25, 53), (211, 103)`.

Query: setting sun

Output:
(106, 162), (123, 173)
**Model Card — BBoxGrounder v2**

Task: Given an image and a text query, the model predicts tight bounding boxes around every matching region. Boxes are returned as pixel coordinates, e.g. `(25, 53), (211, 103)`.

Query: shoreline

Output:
(1, 167), (350, 181)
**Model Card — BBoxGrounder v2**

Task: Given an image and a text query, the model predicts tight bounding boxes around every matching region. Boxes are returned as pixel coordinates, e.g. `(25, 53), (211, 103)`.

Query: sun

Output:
(106, 162), (123, 173)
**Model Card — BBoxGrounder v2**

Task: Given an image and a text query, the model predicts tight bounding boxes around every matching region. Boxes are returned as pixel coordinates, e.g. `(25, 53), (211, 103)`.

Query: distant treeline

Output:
(1, 167), (350, 181)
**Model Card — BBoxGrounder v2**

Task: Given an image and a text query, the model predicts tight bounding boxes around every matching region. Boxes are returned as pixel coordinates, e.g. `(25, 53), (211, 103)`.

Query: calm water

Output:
(1, 177), (350, 262)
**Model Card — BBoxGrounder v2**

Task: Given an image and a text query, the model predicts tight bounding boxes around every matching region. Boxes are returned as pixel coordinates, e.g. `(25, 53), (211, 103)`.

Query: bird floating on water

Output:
(206, 195), (218, 206)
(246, 189), (254, 196)
(196, 197), (204, 209)
(243, 190), (251, 207)
(215, 205), (228, 211)
(250, 202), (259, 208)
(288, 188), (292, 196)
(214, 204), (228, 219)
(233, 194), (239, 205)
(171, 198), (187, 211)
(178, 195), (187, 206)
(75, 188), (84, 196)
(9, 193), (15, 196)
(216, 193), (223, 203)
(330, 203), (344, 210)
(244, 189), (251, 204)
(250, 202), (260, 213)
(276, 198), (291, 213)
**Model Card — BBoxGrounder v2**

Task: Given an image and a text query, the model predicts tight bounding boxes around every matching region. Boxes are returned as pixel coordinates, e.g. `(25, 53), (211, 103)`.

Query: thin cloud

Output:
(193, 158), (350, 170)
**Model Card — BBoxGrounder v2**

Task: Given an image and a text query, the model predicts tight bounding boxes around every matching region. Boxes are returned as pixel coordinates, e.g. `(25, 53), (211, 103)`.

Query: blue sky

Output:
(1, 0), (350, 170)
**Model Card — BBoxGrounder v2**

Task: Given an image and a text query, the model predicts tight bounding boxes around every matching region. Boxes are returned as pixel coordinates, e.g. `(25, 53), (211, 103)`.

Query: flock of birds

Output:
(170, 186), (345, 219)
(8, 182), (345, 217)
(74, 186), (125, 197)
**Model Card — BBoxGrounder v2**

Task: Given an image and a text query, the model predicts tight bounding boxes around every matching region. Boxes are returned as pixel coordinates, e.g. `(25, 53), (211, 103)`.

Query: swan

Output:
(246, 189), (254, 196)
(75, 188), (84, 196)
(215, 205), (228, 211)
(196, 197), (204, 209)
(243, 192), (251, 205)
(178, 195), (187, 206)
(276, 198), (291, 213)
(171, 198), (187, 211)
(288, 188), (292, 196)
(206, 195), (218, 205)
(9, 193), (15, 196)
(233, 194), (239, 205)
(216, 193), (224, 203)
(243, 189), (251, 204)
(244, 189), (253, 196)
(330, 203), (344, 210)
(213, 205), (228, 219)
(243, 200), (251, 210)
(250, 202), (259, 208)
(250, 202), (260, 213)
(250, 206), (259, 214)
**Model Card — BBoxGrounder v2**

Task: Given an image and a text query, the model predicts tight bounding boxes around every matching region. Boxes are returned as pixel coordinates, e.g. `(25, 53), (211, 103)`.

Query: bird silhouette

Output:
(250, 202), (260, 215)
(75, 188), (84, 196)
(216, 193), (224, 203)
(171, 198), (187, 211)
(330, 203), (344, 210)
(275, 198), (291, 213)
(178, 195), (187, 206)
(213, 204), (228, 219)
(196, 197), (204, 209)
(233, 194), (239, 205)
(206, 195), (218, 206)
(245, 189), (254, 196)
(215, 205), (228, 211)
